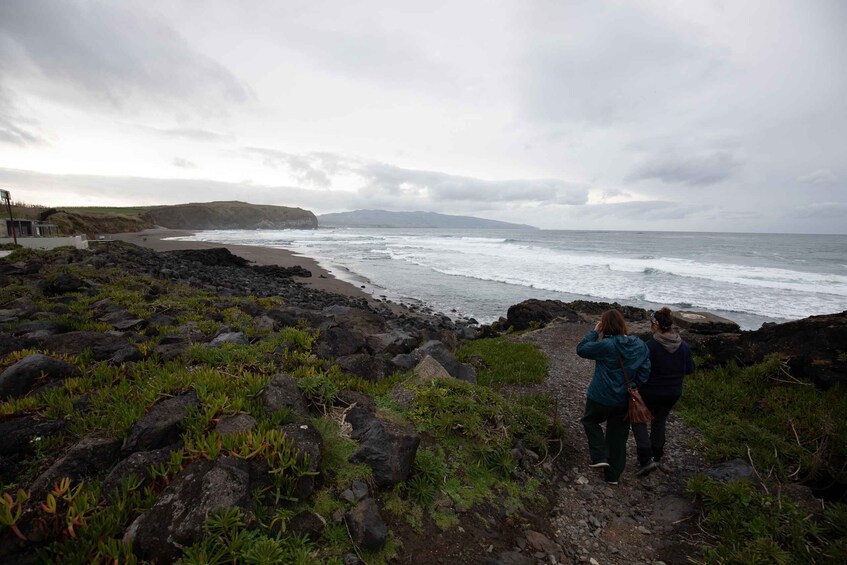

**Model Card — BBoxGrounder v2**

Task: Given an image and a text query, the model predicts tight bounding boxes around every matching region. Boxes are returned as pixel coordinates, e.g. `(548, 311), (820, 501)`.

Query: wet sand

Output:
(109, 228), (371, 299)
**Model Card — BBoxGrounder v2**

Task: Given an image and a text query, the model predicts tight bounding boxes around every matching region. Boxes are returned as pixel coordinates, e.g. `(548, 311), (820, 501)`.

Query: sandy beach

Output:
(110, 228), (371, 300)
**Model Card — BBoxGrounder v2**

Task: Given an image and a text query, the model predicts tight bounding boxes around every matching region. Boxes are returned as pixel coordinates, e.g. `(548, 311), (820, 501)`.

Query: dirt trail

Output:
(514, 320), (707, 564)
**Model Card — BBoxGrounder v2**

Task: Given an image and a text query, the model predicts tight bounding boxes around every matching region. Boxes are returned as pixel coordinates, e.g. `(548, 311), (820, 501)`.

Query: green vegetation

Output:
(458, 337), (548, 387)
(678, 355), (847, 562)
(1, 252), (557, 562)
(58, 206), (152, 216)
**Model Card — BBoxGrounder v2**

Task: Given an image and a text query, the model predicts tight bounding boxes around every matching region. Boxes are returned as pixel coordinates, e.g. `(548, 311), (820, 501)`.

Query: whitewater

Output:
(169, 229), (847, 330)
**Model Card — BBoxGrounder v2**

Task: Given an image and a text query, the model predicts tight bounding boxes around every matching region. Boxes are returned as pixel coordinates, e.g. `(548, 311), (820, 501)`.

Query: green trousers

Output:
(581, 398), (630, 482)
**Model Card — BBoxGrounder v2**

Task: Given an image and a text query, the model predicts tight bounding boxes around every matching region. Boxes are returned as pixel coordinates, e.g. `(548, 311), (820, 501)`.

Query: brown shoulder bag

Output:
(615, 349), (653, 424)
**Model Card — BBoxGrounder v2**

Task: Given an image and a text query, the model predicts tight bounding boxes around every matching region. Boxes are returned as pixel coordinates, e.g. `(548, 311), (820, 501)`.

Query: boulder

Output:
(567, 300), (649, 322)
(704, 459), (754, 483)
(215, 413), (257, 436)
(0, 416), (66, 456)
(30, 436), (122, 497)
(412, 355), (452, 382)
(0, 354), (81, 399)
(0, 334), (25, 357)
(335, 391), (377, 438)
(349, 418), (420, 487)
(410, 340), (476, 383)
(42, 331), (129, 361)
(124, 457), (252, 563)
(153, 342), (189, 361)
(122, 391), (200, 453)
(209, 332), (249, 346)
(506, 299), (579, 331)
(113, 345), (144, 364)
(288, 510), (326, 540)
(345, 499), (388, 551)
(389, 354), (416, 372)
(336, 353), (390, 381)
(279, 423), (323, 500)
(0, 297), (39, 319)
(36, 273), (88, 296)
(322, 306), (387, 336)
(10, 320), (69, 337)
(365, 329), (417, 355)
(101, 444), (181, 496)
(164, 248), (250, 267)
(266, 306), (323, 329)
(260, 374), (309, 418)
(314, 326), (366, 358)
(112, 318), (148, 332)
(672, 311), (740, 335)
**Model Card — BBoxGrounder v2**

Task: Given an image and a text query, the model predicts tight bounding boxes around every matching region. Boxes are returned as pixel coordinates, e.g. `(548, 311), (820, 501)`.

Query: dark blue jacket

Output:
(576, 331), (650, 407)
(639, 339), (695, 398)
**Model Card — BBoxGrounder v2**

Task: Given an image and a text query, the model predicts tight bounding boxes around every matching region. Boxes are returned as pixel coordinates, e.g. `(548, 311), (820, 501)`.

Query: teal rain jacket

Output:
(576, 330), (651, 407)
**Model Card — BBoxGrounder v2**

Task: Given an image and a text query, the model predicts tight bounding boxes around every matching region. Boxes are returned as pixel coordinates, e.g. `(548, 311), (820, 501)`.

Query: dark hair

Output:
(600, 309), (628, 336)
(652, 307), (674, 331)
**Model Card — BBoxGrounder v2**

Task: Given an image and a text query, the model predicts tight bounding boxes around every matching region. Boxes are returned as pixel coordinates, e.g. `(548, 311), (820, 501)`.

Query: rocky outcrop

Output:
(696, 311), (847, 388)
(410, 340), (476, 383)
(345, 499), (388, 551)
(122, 391), (200, 453)
(260, 374), (310, 418)
(143, 201), (317, 230)
(30, 436), (122, 497)
(349, 418), (420, 487)
(124, 457), (253, 563)
(506, 299), (579, 331)
(0, 354), (81, 399)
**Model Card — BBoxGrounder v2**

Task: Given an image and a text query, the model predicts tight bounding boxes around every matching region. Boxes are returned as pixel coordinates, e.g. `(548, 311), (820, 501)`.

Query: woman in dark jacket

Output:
(576, 309), (651, 484)
(632, 307), (695, 476)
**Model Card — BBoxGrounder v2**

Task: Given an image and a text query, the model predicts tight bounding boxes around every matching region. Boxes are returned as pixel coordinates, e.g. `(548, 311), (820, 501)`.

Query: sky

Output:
(0, 0), (845, 233)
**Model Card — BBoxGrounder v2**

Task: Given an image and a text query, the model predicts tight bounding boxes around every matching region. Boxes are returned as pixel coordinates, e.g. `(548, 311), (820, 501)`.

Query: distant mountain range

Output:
(318, 210), (538, 230)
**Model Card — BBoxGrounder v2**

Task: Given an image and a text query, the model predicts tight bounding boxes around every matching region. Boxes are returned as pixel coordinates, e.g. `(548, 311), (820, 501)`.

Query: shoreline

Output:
(110, 228), (373, 301)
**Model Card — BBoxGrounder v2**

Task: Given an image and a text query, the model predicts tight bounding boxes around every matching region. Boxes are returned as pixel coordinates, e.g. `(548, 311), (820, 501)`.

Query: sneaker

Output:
(589, 460), (610, 469)
(605, 480), (619, 485)
(636, 458), (660, 477)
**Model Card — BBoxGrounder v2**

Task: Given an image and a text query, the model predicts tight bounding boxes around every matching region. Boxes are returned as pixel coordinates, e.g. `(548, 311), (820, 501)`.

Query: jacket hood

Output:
(611, 335), (650, 366)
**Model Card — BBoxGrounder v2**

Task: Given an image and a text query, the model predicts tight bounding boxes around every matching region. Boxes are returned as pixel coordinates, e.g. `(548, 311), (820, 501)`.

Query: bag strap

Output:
(613, 346), (633, 389)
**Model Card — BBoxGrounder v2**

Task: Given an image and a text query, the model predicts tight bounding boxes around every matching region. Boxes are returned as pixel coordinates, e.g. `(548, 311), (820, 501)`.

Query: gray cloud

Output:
(628, 151), (742, 186)
(574, 200), (703, 222)
(0, 1), (250, 114)
(793, 201), (847, 219)
(244, 148), (334, 188)
(154, 128), (235, 143)
(0, 85), (43, 145)
(798, 169), (837, 185)
(517, 3), (730, 125)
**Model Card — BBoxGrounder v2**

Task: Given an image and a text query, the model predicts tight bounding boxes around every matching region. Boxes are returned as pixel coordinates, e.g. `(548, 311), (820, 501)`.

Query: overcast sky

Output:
(1, 0), (845, 233)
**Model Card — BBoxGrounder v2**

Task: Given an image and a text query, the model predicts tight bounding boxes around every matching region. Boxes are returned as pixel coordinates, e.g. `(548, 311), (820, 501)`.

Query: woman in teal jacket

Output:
(576, 309), (650, 484)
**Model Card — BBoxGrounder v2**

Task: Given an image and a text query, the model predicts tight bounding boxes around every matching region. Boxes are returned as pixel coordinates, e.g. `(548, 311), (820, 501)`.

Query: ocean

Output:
(169, 229), (847, 330)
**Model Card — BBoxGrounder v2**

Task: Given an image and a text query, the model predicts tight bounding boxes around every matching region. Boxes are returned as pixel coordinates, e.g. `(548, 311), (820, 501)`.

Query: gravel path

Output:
(514, 320), (708, 565)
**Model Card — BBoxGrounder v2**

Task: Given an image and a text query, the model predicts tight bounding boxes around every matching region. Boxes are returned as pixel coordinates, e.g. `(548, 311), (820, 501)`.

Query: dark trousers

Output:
(581, 398), (630, 481)
(631, 394), (680, 464)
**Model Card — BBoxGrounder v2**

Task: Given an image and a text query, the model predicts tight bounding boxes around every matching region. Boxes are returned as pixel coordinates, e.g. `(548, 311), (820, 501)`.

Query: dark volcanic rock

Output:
(36, 272), (88, 295)
(673, 311), (740, 335)
(366, 329), (417, 355)
(260, 374), (309, 418)
(0, 297), (39, 319)
(288, 510), (326, 540)
(410, 340), (476, 383)
(345, 499), (388, 551)
(30, 436), (122, 497)
(335, 391), (377, 438)
(215, 413), (257, 436)
(124, 457), (252, 563)
(278, 422), (323, 500)
(506, 299), (579, 331)
(0, 354), (81, 399)
(11, 320), (69, 337)
(209, 331), (249, 346)
(0, 416), (66, 456)
(102, 444), (181, 495)
(164, 248), (250, 267)
(567, 300), (649, 322)
(113, 345), (144, 364)
(314, 326), (367, 358)
(336, 353), (390, 381)
(42, 331), (129, 361)
(349, 418), (420, 487)
(697, 311), (847, 388)
(253, 264), (312, 278)
(123, 391), (200, 453)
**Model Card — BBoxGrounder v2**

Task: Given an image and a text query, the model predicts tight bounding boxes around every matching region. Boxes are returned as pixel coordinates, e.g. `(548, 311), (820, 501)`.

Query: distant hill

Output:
(318, 210), (538, 229)
(143, 201), (317, 230)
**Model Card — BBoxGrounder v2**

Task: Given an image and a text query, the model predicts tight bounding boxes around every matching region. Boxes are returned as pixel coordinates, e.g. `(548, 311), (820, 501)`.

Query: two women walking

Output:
(576, 307), (695, 484)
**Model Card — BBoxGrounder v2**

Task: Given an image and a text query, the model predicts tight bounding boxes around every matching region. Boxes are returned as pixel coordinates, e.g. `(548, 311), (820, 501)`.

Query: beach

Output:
(111, 228), (370, 300)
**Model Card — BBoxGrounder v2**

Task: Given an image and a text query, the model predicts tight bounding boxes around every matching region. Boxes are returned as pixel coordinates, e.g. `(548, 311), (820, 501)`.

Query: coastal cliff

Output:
(142, 201), (317, 230)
